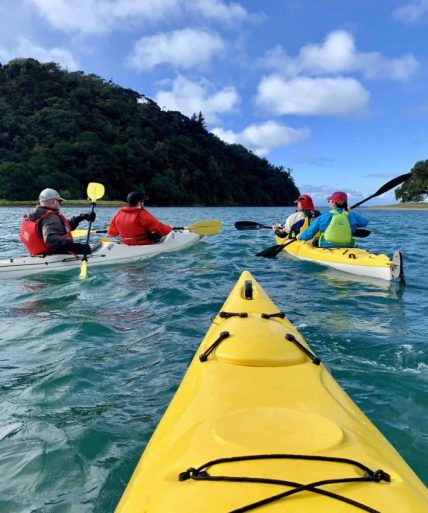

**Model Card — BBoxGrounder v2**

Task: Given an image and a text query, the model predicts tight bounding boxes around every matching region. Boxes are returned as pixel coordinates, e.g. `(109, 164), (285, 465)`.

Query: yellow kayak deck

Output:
(116, 271), (427, 512)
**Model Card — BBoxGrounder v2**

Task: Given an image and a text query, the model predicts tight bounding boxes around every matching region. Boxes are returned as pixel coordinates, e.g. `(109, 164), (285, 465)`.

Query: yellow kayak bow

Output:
(116, 271), (428, 512)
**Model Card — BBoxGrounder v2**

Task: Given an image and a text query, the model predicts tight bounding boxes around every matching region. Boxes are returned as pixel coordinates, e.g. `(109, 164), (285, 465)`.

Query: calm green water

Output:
(0, 206), (427, 512)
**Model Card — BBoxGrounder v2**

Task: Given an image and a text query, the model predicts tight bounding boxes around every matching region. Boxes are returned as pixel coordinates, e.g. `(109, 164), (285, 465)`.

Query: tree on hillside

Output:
(0, 162), (36, 199)
(395, 160), (428, 202)
(0, 58), (300, 205)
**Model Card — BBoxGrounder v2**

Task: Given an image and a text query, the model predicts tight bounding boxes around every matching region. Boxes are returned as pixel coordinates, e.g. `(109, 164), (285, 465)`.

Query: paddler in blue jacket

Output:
(297, 191), (368, 248)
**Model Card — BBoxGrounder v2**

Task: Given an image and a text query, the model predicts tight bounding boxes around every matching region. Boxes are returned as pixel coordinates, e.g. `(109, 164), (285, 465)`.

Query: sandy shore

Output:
(367, 202), (428, 210)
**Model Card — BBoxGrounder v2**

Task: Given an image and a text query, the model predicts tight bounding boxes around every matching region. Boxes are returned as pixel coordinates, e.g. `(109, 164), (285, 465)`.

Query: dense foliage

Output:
(0, 58), (299, 205)
(395, 160), (428, 202)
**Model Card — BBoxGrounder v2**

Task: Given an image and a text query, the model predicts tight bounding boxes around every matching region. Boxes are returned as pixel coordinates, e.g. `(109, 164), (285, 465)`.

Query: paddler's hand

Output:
(70, 242), (92, 254)
(78, 212), (96, 223)
(273, 224), (287, 237)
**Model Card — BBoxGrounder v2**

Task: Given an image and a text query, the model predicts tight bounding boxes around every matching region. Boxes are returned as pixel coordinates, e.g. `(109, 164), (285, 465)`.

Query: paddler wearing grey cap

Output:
(19, 188), (98, 256)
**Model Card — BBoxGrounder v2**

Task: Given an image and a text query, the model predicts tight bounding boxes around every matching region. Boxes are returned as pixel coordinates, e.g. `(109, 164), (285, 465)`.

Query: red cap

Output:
(294, 194), (314, 211)
(327, 191), (347, 204)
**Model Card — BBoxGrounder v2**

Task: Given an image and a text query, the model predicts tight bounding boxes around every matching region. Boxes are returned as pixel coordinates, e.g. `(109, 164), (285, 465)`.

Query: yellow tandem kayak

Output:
(116, 271), (427, 513)
(275, 235), (403, 281)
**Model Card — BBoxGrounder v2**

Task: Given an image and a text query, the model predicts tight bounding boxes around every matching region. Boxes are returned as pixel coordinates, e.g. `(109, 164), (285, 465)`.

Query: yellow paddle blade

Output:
(72, 229), (95, 238)
(87, 182), (105, 203)
(185, 219), (221, 236)
(72, 229), (108, 238)
(79, 259), (88, 279)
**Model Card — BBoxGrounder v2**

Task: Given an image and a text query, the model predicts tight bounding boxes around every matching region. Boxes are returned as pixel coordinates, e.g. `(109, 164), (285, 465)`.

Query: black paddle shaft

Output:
(85, 202), (97, 246)
(256, 239), (297, 258)
(350, 172), (411, 209)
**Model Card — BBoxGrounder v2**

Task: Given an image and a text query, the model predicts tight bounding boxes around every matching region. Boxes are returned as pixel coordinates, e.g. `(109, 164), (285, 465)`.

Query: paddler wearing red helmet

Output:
(273, 193), (321, 238)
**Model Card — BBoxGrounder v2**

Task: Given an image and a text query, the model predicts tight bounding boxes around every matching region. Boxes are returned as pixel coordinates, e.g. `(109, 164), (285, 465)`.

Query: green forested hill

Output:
(0, 58), (299, 205)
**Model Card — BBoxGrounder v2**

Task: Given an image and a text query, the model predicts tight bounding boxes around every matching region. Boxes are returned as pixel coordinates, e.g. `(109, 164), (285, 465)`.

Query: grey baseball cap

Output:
(39, 188), (65, 202)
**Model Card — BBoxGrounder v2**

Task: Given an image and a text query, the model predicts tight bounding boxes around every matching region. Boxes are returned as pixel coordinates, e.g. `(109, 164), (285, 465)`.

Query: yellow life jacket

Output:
(321, 210), (355, 246)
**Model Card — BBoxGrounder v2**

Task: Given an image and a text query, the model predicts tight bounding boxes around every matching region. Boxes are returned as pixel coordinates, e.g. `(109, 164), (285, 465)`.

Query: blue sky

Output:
(1, 0), (427, 205)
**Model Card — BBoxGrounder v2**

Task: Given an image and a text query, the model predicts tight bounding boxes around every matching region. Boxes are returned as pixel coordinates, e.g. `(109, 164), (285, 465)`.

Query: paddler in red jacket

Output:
(20, 188), (97, 256)
(107, 191), (172, 245)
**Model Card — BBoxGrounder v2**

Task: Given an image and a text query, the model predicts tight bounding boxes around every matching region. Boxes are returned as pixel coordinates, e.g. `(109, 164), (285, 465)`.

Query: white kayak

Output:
(0, 230), (202, 278)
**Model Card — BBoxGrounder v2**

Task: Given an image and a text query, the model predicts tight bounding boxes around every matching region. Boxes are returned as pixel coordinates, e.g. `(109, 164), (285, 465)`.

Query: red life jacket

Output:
(20, 210), (73, 256)
(110, 207), (154, 245)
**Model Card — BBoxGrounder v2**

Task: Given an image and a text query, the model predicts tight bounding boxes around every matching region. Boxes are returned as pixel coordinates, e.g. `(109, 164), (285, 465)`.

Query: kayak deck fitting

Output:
(115, 271), (427, 512)
(0, 230), (202, 278)
(275, 236), (404, 282)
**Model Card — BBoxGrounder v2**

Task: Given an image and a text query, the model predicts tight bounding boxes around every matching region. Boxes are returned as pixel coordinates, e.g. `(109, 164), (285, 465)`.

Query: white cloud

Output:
(393, 0), (428, 22)
(255, 75), (369, 116)
(297, 155), (335, 167)
(356, 53), (418, 80)
(126, 28), (225, 71)
(212, 120), (310, 156)
(298, 184), (397, 206)
(264, 30), (418, 81)
(298, 30), (357, 75)
(296, 184), (359, 206)
(0, 36), (78, 69)
(190, 0), (247, 22)
(154, 75), (239, 124)
(27, 0), (180, 34)
(28, 0), (248, 35)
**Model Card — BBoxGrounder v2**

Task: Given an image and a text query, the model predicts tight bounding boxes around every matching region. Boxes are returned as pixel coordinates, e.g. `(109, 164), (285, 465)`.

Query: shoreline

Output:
(0, 200), (126, 207)
(0, 201), (294, 207)
(0, 201), (427, 209)
(366, 203), (428, 211)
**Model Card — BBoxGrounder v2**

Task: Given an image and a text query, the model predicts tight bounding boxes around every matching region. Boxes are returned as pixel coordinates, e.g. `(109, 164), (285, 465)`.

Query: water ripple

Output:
(0, 206), (427, 511)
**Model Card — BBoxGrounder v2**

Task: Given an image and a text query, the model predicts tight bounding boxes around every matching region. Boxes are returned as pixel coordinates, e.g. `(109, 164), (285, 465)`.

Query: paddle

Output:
(235, 221), (272, 230)
(173, 219), (221, 236)
(256, 238), (297, 258)
(350, 172), (412, 209)
(353, 228), (371, 237)
(79, 182), (105, 279)
(72, 219), (222, 240)
(72, 229), (107, 238)
(236, 221), (370, 238)
(256, 173), (412, 258)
